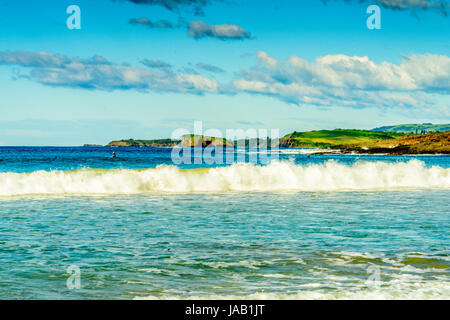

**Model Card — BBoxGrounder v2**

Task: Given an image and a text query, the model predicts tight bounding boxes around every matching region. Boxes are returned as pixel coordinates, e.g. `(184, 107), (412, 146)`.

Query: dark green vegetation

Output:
(373, 123), (450, 134)
(107, 138), (180, 147)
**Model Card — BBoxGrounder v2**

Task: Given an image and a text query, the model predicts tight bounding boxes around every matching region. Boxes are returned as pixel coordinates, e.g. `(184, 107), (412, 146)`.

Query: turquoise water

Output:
(0, 147), (449, 299)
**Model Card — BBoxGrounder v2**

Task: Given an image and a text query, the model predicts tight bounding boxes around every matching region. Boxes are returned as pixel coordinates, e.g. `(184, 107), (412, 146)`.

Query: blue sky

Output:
(0, 0), (449, 145)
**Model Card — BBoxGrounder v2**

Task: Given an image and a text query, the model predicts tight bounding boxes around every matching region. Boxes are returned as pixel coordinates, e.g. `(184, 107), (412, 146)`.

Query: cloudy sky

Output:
(0, 0), (449, 145)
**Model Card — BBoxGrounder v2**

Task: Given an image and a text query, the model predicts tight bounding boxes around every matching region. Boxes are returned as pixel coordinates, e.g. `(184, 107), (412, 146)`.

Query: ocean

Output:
(0, 147), (449, 299)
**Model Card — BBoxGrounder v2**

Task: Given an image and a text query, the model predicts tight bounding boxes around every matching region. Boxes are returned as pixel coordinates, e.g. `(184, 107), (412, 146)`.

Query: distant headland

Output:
(102, 123), (450, 155)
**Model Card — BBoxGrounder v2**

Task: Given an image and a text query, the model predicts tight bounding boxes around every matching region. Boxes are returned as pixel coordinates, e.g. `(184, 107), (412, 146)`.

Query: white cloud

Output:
(1, 50), (448, 111)
(0, 50), (219, 95)
(176, 74), (219, 92)
(233, 51), (450, 108)
(188, 21), (252, 40)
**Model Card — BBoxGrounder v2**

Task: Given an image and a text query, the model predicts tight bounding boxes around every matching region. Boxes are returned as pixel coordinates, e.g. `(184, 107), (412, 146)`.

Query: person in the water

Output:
(112, 152), (116, 158)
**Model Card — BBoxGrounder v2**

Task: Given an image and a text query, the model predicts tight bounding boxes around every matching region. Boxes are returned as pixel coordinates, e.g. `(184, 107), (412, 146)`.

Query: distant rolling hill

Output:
(372, 123), (450, 134)
(279, 129), (402, 148)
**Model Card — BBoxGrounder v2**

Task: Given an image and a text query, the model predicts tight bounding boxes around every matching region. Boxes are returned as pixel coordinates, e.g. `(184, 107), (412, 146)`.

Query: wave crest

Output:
(0, 160), (449, 196)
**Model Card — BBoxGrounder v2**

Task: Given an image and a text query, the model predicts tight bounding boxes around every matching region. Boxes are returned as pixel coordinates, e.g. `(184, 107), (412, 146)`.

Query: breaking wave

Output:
(0, 160), (449, 196)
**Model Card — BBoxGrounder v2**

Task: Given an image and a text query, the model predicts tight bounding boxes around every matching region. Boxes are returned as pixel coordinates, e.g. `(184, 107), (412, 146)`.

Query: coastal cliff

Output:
(106, 136), (233, 148)
(179, 135), (234, 148)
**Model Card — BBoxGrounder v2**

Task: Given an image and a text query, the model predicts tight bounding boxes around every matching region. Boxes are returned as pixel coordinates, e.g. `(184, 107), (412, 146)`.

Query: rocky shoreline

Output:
(331, 132), (450, 155)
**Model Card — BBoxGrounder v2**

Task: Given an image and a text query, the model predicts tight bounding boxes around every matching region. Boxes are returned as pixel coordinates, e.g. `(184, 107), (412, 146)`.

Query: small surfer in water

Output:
(112, 152), (116, 158)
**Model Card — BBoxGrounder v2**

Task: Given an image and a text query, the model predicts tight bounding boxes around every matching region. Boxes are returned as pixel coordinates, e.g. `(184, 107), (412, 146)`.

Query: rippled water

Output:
(0, 147), (448, 299)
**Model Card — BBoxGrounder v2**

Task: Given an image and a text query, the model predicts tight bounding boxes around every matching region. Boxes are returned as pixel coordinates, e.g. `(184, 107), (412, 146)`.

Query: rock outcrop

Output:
(335, 132), (450, 154)
(179, 135), (234, 148)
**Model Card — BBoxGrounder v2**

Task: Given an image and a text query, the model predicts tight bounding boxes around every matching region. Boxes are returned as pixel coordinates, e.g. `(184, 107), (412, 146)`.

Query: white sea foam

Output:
(0, 160), (449, 196)
(134, 273), (450, 300)
(135, 281), (450, 300)
(135, 271), (450, 300)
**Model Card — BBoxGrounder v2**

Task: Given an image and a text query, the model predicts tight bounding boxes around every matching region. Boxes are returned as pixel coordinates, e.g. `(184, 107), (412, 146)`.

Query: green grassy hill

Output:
(372, 123), (450, 134)
(280, 129), (403, 148)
